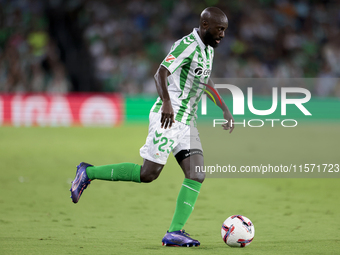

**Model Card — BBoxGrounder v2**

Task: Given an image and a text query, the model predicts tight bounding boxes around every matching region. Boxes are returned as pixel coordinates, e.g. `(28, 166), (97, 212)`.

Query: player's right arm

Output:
(154, 65), (174, 129)
(155, 36), (194, 129)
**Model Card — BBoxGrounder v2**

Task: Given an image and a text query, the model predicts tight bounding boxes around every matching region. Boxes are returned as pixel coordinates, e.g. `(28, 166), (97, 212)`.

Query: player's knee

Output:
(140, 171), (160, 183)
(140, 164), (163, 183)
(188, 171), (206, 183)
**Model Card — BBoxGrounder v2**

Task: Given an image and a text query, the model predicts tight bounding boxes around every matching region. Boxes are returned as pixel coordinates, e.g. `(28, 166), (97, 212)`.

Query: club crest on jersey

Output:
(194, 67), (211, 77)
(165, 54), (176, 63)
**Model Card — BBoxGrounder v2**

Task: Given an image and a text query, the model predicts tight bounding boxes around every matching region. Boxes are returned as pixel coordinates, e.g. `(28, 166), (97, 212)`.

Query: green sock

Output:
(168, 178), (202, 232)
(86, 163), (141, 183)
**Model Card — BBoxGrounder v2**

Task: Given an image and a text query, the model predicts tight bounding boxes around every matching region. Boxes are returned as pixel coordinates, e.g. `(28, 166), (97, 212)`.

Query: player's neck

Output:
(197, 28), (207, 46)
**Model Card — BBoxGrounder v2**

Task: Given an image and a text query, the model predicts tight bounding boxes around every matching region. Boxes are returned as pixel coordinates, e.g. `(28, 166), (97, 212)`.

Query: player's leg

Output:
(70, 112), (169, 203)
(162, 122), (204, 247)
(168, 152), (204, 232)
(70, 159), (164, 203)
(85, 159), (163, 183)
(162, 152), (204, 247)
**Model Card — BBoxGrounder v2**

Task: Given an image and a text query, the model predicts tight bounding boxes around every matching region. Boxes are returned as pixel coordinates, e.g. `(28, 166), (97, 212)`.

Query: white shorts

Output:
(140, 112), (203, 165)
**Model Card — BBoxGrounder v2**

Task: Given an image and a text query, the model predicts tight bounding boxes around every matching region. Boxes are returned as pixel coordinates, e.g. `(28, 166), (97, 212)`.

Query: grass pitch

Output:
(0, 124), (339, 254)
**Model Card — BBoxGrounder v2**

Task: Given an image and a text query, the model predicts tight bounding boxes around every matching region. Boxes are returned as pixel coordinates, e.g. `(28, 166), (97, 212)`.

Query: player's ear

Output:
(201, 19), (209, 29)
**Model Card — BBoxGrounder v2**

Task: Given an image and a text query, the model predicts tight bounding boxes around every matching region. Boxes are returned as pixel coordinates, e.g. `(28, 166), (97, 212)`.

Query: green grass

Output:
(0, 124), (339, 254)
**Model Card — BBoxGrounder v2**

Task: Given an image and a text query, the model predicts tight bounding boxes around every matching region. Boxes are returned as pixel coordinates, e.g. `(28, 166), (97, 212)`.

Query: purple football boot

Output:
(70, 162), (93, 203)
(162, 230), (200, 247)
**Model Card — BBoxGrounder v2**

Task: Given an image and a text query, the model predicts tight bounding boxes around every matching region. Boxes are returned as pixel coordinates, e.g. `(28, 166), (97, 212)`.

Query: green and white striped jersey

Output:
(151, 28), (214, 126)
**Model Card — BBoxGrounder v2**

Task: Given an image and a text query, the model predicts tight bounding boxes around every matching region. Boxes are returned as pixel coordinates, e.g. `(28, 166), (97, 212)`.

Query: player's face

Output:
(204, 21), (228, 48)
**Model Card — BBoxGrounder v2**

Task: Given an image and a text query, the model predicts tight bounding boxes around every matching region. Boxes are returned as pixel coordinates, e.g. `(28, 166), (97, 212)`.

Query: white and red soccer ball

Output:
(221, 215), (255, 247)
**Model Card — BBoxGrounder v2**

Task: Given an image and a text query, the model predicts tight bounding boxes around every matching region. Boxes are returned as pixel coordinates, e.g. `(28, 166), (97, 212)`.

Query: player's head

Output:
(199, 7), (228, 48)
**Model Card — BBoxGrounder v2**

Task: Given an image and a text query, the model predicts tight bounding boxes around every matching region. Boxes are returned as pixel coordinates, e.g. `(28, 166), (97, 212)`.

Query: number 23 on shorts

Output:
(153, 130), (174, 154)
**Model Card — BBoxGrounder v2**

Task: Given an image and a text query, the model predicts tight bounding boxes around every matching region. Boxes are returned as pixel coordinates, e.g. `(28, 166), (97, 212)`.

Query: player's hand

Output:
(222, 110), (234, 133)
(161, 100), (175, 129)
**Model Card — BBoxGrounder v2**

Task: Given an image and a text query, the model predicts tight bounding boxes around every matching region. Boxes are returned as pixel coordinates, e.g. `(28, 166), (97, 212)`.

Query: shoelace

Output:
(181, 230), (190, 237)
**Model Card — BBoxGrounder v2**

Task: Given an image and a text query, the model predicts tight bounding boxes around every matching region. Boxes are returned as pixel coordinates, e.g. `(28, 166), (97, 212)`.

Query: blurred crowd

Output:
(0, 0), (70, 93)
(0, 0), (340, 96)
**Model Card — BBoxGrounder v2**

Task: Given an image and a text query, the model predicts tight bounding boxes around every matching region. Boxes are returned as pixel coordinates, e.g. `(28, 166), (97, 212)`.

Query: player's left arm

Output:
(206, 78), (234, 133)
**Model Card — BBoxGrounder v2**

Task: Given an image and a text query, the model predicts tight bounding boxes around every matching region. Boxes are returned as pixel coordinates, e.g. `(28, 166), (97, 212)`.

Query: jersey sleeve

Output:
(161, 37), (195, 74)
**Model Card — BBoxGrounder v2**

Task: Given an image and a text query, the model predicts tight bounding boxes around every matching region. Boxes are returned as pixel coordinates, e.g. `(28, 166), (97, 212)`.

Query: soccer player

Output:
(70, 7), (234, 247)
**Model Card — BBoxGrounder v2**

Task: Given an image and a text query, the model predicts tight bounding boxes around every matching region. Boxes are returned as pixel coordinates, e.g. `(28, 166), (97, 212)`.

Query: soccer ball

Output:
(221, 215), (255, 247)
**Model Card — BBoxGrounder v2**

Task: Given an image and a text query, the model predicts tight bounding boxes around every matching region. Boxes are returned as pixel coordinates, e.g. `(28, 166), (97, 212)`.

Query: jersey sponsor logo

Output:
(194, 67), (211, 77)
(165, 54), (176, 63)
